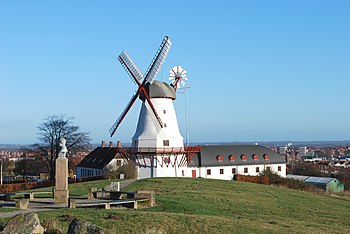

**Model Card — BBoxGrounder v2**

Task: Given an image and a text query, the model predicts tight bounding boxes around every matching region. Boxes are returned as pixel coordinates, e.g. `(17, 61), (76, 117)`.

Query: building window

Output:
(164, 123), (167, 127)
(163, 140), (169, 146)
(278, 166), (282, 171)
(229, 155), (235, 161)
(163, 109), (166, 114)
(244, 167), (248, 173)
(116, 159), (122, 166)
(182, 170), (185, 176)
(207, 169), (211, 175)
(241, 154), (247, 161)
(220, 169), (224, 174)
(217, 155), (223, 162)
(232, 168), (236, 174)
(253, 154), (259, 161)
(256, 167), (259, 173)
(164, 156), (171, 166)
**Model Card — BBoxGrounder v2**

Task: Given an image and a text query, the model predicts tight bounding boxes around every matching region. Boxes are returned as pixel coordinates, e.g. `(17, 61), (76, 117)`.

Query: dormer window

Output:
(229, 155), (236, 161)
(241, 154), (247, 161)
(263, 154), (269, 160)
(217, 155), (223, 162)
(253, 154), (259, 161)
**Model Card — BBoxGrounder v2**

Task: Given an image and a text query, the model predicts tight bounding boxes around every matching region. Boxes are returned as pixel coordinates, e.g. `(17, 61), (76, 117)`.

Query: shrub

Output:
(104, 163), (136, 179)
(259, 168), (324, 193)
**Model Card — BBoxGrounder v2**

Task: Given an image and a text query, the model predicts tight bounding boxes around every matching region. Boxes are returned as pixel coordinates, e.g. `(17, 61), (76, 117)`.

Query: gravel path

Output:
(0, 179), (138, 219)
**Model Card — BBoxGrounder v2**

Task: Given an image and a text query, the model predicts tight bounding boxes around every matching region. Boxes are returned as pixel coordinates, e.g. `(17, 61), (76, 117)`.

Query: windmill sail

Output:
(144, 36), (172, 84)
(118, 51), (144, 84)
(109, 93), (139, 137)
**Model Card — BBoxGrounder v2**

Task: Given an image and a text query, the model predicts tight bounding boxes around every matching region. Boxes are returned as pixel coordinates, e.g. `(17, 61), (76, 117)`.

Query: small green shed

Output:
(304, 177), (344, 193)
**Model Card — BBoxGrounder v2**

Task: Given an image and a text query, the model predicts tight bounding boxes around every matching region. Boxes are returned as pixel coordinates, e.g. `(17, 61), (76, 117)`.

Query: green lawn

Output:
(0, 208), (17, 213)
(2, 178), (350, 233)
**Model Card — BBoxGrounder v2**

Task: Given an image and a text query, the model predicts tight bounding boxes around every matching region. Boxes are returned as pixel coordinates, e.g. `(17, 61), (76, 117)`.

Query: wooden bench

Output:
(92, 191), (136, 200)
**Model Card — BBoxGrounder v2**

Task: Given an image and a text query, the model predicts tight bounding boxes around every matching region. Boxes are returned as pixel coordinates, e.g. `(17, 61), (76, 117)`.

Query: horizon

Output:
(1, 1), (349, 144)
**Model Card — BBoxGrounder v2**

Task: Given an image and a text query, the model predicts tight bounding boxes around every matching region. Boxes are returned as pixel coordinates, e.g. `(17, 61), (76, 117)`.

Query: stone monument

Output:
(54, 137), (69, 204)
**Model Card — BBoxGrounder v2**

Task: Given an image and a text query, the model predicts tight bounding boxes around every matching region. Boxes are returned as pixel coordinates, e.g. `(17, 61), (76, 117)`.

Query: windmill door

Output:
(191, 170), (196, 178)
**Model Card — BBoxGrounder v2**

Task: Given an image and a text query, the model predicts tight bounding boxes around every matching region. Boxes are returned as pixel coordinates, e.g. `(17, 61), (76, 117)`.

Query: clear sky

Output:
(1, 1), (349, 144)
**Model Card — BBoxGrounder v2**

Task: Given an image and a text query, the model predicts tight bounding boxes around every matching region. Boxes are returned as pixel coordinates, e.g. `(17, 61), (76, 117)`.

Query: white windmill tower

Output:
(109, 36), (189, 178)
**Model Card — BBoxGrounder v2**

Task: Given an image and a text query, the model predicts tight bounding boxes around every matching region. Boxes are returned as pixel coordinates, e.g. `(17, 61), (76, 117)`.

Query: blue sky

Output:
(1, 1), (349, 144)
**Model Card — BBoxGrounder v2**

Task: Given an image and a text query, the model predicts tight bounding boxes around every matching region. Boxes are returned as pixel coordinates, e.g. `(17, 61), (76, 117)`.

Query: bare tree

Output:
(14, 151), (30, 181)
(34, 115), (91, 179)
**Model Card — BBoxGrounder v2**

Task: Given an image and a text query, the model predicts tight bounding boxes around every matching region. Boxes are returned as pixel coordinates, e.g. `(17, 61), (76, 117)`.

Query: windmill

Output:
(110, 36), (186, 152)
(109, 36), (172, 137)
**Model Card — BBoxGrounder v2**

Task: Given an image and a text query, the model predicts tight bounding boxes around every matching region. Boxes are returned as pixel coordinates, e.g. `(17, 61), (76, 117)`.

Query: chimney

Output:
(109, 141), (113, 147)
(101, 140), (105, 147)
(117, 141), (121, 148)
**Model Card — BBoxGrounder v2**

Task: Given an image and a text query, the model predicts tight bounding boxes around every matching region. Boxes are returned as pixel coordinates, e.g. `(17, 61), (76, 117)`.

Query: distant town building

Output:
(278, 146), (288, 154)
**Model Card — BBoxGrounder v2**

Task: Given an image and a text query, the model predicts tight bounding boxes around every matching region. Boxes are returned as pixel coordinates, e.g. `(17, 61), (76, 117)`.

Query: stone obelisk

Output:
(54, 137), (69, 204)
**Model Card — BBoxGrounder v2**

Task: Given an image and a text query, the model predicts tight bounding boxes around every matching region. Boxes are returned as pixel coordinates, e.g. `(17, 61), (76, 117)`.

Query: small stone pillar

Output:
(54, 157), (69, 204)
(15, 199), (29, 209)
(88, 187), (97, 200)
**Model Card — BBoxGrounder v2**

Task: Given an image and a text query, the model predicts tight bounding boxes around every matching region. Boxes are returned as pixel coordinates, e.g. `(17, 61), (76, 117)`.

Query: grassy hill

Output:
(1, 178), (350, 233)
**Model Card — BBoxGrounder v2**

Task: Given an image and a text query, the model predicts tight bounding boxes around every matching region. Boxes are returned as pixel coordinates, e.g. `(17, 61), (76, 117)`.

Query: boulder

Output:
(2, 213), (44, 234)
(67, 218), (104, 234)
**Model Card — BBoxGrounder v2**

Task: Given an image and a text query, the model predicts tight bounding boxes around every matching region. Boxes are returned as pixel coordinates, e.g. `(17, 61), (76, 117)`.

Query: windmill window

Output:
(163, 140), (169, 146)
(217, 155), (223, 162)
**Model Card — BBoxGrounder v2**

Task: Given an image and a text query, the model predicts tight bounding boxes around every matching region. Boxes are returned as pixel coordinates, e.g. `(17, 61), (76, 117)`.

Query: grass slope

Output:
(2, 178), (350, 233)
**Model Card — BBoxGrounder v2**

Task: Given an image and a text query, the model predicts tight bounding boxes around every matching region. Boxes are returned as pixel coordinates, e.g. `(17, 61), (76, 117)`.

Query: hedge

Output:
(0, 176), (104, 193)
(235, 174), (270, 185)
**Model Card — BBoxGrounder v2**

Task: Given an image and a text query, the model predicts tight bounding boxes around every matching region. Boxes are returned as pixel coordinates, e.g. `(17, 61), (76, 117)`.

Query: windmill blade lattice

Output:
(118, 51), (144, 84)
(169, 66), (188, 89)
(145, 36), (172, 85)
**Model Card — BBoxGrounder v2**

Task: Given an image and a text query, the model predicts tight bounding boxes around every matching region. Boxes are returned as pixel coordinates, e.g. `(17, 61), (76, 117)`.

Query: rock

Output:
(67, 219), (104, 234)
(2, 213), (45, 234)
